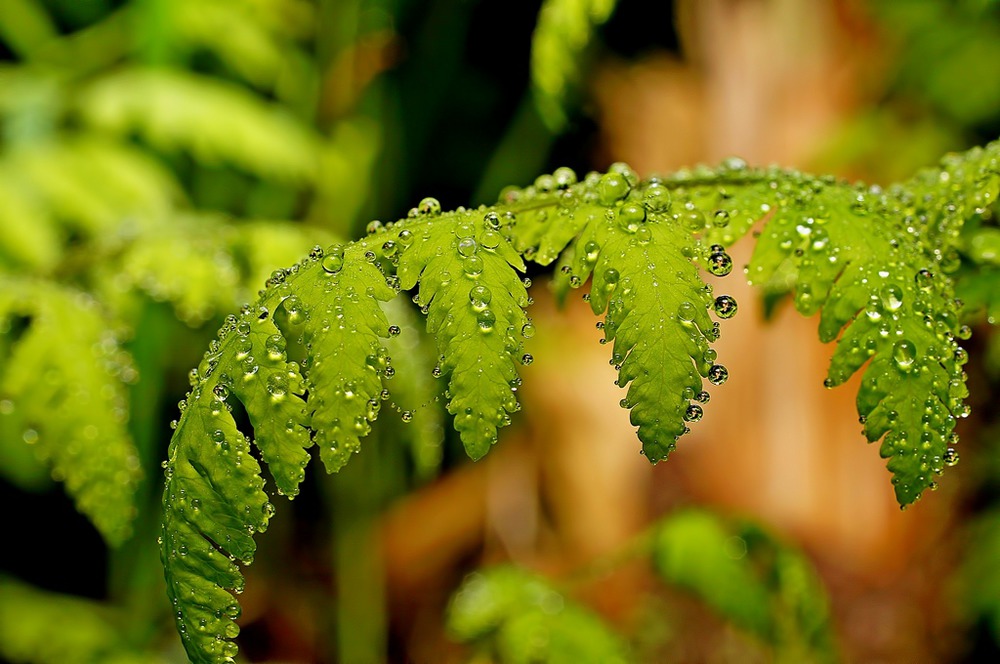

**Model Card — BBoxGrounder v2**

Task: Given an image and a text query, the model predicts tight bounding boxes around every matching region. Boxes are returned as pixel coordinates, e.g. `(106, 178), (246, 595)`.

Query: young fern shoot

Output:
(160, 140), (998, 663)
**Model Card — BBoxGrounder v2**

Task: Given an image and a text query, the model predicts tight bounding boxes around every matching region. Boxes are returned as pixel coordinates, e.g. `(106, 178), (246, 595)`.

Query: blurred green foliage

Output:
(0, 0), (999, 662)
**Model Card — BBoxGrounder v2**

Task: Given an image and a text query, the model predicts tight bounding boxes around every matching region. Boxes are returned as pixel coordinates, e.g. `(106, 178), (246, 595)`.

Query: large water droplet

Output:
(713, 295), (737, 319)
(322, 246), (345, 274)
(684, 403), (704, 422)
(707, 364), (729, 385)
(880, 284), (904, 312)
(418, 197), (442, 216)
(707, 250), (733, 277)
(892, 339), (917, 371)
(469, 285), (492, 310)
(618, 203), (646, 233)
(598, 172), (631, 205)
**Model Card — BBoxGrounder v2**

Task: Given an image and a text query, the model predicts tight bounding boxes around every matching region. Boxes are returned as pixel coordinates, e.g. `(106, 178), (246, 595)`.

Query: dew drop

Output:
(707, 364), (729, 386)
(598, 172), (631, 205)
(713, 295), (738, 319)
(707, 250), (733, 277)
(684, 404), (704, 422)
(322, 246), (345, 274)
(892, 339), (917, 371)
(643, 184), (671, 213)
(418, 197), (442, 216)
(880, 285), (904, 312)
(618, 203), (646, 233)
(677, 302), (697, 322)
(469, 285), (492, 310)
(457, 237), (477, 257)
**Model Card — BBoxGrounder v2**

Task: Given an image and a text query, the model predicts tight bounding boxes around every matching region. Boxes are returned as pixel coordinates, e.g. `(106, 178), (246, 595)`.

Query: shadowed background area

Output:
(1, 1), (999, 662)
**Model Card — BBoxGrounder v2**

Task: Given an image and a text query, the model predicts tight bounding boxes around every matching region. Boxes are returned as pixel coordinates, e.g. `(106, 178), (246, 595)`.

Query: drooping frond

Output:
(653, 510), (835, 660)
(501, 165), (730, 461)
(161, 243), (397, 662)
(0, 278), (139, 545)
(77, 69), (321, 182)
(397, 204), (531, 460)
(161, 307), (311, 662)
(447, 567), (631, 664)
(649, 142), (1000, 505)
(531, 0), (619, 131)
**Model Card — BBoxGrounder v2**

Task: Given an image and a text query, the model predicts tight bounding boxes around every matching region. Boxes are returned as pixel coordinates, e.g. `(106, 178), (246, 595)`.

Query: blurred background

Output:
(1, 0), (1000, 662)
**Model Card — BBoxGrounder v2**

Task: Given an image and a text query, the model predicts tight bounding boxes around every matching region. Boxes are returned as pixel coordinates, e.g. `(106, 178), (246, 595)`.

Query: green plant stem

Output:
(557, 529), (656, 594)
(108, 301), (173, 632)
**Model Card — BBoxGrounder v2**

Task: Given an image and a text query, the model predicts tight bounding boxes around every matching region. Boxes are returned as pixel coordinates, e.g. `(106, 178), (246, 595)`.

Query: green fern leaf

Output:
(502, 165), (728, 461)
(447, 566), (631, 664)
(397, 205), (530, 459)
(0, 136), (181, 241)
(108, 215), (332, 326)
(0, 278), (139, 544)
(297, 245), (396, 471)
(0, 177), (60, 271)
(531, 0), (619, 131)
(648, 144), (999, 506)
(77, 69), (321, 182)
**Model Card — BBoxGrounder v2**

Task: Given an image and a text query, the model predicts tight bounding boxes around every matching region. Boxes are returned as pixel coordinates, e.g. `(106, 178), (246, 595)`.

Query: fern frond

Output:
(162, 244), (395, 661)
(77, 69), (321, 182)
(653, 510), (835, 660)
(0, 278), (139, 544)
(531, 0), (618, 131)
(447, 567), (631, 664)
(397, 205), (530, 459)
(161, 310), (309, 661)
(94, 216), (333, 326)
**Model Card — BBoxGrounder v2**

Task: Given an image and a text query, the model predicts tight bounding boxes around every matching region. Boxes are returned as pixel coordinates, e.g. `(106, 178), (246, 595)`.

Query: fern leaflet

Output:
(502, 165), (730, 460)
(397, 204), (531, 459)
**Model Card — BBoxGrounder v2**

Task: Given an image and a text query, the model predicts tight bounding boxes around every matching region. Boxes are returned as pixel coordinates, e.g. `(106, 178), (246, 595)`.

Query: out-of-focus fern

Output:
(653, 510), (836, 662)
(90, 214), (333, 326)
(447, 567), (631, 664)
(171, 0), (315, 93)
(161, 141), (998, 661)
(0, 137), (181, 272)
(77, 69), (321, 182)
(0, 576), (170, 664)
(531, 0), (619, 131)
(0, 278), (139, 545)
